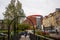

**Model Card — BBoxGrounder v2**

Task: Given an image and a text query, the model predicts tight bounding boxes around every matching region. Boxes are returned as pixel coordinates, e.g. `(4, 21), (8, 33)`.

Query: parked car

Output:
(0, 33), (7, 36)
(48, 29), (56, 33)
(41, 29), (56, 33)
(41, 30), (49, 35)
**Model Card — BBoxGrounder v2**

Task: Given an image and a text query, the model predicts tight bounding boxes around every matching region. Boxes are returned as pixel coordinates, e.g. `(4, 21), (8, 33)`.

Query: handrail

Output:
(36, 34), (54, 40)
(30, 33), (54, 40)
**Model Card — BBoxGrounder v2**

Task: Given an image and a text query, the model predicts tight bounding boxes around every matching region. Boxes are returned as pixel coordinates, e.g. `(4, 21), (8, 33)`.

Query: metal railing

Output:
(0, 33), (8, 40)
(0, 36), (5, 40)
(29, 33), (54, 40)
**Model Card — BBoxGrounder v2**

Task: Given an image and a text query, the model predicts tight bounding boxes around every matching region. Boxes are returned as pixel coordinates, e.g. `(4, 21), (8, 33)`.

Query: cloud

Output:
(20, 0), (60, 16)
(0, 0), (60, 19)
(0, 0), (10, 19)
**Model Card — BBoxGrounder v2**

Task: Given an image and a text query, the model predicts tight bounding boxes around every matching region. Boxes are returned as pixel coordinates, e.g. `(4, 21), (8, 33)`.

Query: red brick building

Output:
(24, 15), (43, 29)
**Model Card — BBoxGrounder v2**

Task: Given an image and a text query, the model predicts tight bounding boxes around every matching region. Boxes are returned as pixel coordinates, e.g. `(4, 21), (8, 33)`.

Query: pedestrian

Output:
(56, 28), (59, 34)
(24, 31), (27, 37)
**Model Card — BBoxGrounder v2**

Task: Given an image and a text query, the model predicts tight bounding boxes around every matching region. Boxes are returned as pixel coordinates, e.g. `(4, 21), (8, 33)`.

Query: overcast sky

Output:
(0, 0), (60, 19)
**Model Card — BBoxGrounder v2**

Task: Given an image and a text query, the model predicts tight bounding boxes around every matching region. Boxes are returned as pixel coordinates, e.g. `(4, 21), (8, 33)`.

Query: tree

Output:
(3, 0), (25, 28)
(3, 0), (25, 35)
(3, 0), (25, 21)
(18, 24), (30, 31)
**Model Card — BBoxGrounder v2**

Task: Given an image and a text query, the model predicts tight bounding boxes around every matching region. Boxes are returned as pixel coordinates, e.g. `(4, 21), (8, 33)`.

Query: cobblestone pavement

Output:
(19, 35), (30, 40)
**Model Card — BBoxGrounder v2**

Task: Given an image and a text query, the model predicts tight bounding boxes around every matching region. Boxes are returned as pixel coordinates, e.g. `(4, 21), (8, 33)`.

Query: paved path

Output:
(19, 35), (30, 40)
(49, 33), (60, 40)
(50, 34), (60, 38)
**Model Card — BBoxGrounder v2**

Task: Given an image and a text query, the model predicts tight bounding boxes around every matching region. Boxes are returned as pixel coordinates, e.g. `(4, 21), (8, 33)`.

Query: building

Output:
(23, 15), (43, 29)
(0, 19), (14, 30)
(43, 14), (57, 27)
(0, 20), (7, 29)
(0, 20), (4, 29)
(54, 8), (60, 26)
(43, 8), (60, 31)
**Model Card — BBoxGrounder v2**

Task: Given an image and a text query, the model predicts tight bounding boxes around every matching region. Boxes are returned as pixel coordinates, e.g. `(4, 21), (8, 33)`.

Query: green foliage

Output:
(0, 30), (8, 33)
(3, 0), (25, 20)
(18, 24), (30, 31)
(3, 0), (25, 29)
(36, 30), (43, 35)
(35, 30), (49, 36)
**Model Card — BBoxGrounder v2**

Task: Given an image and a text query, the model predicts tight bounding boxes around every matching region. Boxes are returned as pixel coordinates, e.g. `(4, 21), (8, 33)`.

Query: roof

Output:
(28, 15), (42, 17)
(26, 15), (43, 25)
